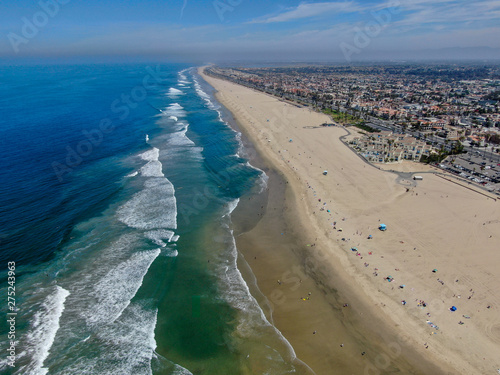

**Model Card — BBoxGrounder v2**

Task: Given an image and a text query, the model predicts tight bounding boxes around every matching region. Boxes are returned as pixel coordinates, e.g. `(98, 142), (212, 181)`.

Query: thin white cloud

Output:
(394, 0), (500, 25)
(250, 1), (362, 23)
(393, 8), (500, 29)
(180, 0), (188, 19)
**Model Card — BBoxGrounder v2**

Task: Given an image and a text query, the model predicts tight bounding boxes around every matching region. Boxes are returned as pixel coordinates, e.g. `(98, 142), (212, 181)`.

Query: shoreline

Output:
(199, 67), (500, 375)
(199, 68), (444, 374)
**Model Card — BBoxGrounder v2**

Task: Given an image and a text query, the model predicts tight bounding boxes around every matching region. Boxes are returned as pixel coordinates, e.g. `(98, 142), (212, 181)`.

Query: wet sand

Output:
(200, 68), (500, 375)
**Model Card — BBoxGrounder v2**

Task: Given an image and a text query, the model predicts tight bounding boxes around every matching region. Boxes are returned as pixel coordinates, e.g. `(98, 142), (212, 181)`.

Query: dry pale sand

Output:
(200, 68), (500, 375)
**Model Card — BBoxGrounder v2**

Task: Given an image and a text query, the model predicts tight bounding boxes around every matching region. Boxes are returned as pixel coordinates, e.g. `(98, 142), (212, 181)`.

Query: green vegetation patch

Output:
(353, 123), (381, 133)
(323, 108), (361, 124)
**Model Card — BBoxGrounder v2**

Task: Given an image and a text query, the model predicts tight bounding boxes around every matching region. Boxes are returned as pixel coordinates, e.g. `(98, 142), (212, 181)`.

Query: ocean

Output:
(0, 64), (304, 374)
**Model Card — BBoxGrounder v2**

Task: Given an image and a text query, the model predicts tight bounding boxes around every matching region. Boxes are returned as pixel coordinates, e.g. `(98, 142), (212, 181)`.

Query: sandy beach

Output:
(200, 68), (500, 375)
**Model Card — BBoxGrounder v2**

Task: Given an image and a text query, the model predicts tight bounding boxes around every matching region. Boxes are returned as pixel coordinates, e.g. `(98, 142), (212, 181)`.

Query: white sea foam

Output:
(84, 249), (160, 326)
(218, 233), (257, 313)
(119, 146), (178, 230)
(256, 170), (269, 193)
(163, 127), (195, 147)
(201, 82), (268, 194)
(178, 70), (188, 82)
(245, 162), (269, 193)
(57, 303), (159, 375)
(139, 148), (159, 161)
(16, 286), (70, 375)
(126, 171), (138, 178)
(138, 148), (164, 177)
(96, 303), (158, 375)
(194, 71), (269, 197)
(193, 80), (208, 98)
(193, 78), (219, 110)
(118, 177), (177, 230)
(169, 103), (184, 110)
(168, 116), (178, 121)
(224, 233), (300, 361)
(164, 103), (186, 118)
(223, 198), (240, 218)
(140, 161), (163, 177)
(28, 234), (165, 375)
(213, 206), (303, 373)
(167, 87), (183, 98)
(194, 71), (270, 196)
(144, 229), (175, 247)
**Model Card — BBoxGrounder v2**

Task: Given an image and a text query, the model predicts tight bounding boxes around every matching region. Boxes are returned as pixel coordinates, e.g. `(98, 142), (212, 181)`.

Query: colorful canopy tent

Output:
(379, 224), (387, 231)
(450, 306), (457, 312)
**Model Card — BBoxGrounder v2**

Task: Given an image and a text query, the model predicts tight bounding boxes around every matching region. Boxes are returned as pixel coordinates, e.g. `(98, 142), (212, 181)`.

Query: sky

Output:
(1, 0), (500, 63)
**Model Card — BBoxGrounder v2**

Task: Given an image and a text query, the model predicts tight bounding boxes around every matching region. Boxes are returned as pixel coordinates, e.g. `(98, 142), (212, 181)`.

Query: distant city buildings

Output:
(206, 64), (500, 193)
(206, 64), (500, 155)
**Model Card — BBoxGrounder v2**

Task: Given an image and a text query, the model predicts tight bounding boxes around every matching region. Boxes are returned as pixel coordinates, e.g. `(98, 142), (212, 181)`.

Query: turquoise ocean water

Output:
(0, 64), (305, 374)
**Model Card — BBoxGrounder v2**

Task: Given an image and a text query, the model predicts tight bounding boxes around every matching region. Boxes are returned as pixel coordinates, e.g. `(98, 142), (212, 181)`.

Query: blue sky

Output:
(1, 0), (499, 62)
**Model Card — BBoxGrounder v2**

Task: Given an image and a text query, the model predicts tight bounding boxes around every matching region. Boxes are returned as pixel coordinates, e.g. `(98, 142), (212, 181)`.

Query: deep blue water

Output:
(0, 64), (303, 374)
(0, 64), (172, 265)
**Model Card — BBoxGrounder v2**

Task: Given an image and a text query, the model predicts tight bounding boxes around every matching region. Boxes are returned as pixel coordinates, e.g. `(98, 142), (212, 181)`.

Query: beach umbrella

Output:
(351, 247), (358, 251)
(450, 306), (457, 311)
(368, 235), (373, 239)
(379, 224), (387, 231)
(432, 269), (438, 273)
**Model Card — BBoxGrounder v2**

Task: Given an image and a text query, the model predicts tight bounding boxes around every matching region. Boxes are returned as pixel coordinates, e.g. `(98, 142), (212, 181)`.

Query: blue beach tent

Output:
(379, 224), (387, 231)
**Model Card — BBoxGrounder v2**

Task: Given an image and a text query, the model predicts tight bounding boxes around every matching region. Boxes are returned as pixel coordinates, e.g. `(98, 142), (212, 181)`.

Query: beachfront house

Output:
(352, 131), (433, 163)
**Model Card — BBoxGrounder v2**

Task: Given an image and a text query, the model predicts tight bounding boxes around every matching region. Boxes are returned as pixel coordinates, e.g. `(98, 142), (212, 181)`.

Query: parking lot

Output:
(439, 152), (500, 194)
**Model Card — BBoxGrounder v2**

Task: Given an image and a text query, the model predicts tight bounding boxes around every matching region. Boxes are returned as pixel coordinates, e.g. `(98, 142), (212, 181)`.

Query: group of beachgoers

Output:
(301, 177), (496, 355)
